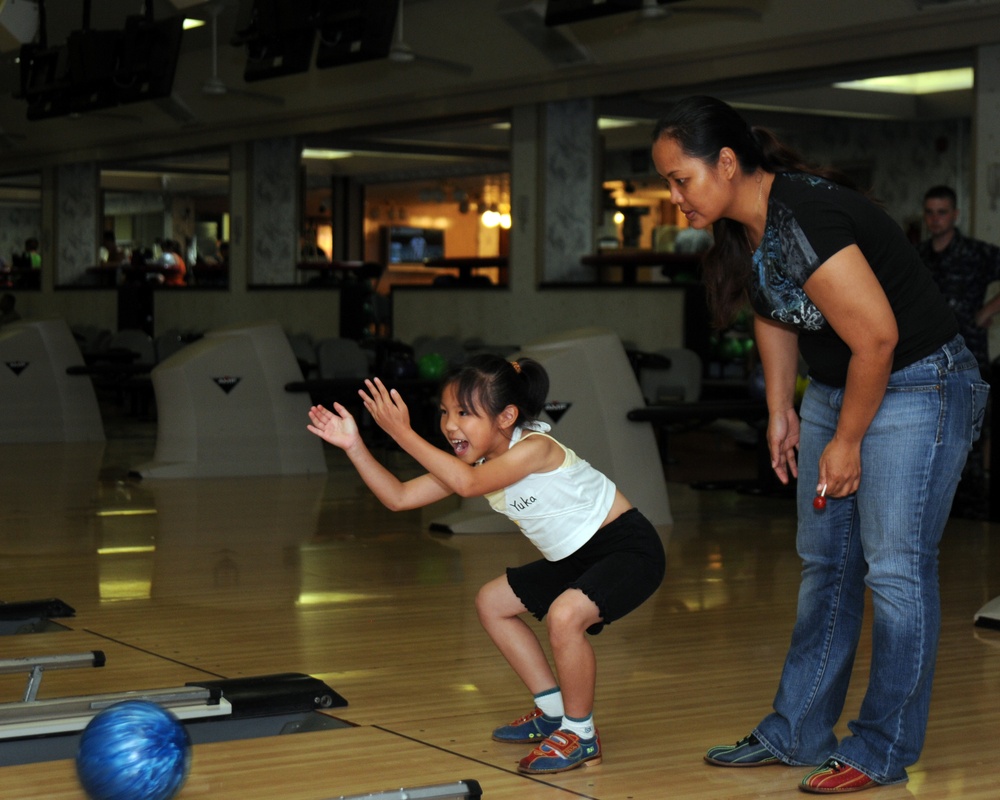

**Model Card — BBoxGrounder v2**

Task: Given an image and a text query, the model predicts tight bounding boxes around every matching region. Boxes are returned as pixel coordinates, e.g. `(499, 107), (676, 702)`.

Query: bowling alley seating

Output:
(627, 349), (782, 495)
(315, 337), (371, 380)
(286, 331), (318, 378)
(106, 329), (156, 365)
(0, 318), (105, 443)
(68, 328), (159, 417)
(133, 320), (327, 479)
(636, 347), (703, 404)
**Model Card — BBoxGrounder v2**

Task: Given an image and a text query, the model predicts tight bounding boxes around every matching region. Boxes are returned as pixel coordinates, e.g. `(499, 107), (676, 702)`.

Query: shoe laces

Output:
(509, 708), (543, 725)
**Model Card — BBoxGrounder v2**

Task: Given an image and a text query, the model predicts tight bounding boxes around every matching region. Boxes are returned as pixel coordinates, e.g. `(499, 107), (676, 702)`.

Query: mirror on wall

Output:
(89, 150), (230, 289)
(0, 172), (42, 291)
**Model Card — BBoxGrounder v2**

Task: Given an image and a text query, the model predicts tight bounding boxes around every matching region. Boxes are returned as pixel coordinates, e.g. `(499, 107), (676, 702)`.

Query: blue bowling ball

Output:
(76, 700), (191, 800)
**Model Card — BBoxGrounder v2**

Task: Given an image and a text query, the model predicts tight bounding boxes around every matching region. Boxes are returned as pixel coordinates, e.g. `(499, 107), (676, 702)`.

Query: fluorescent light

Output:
(493, 117), (642, 131)
(301, 148), (353, 160)
(834, 67), (973, 95)
(183, 18), (206, 30)
(598, 116), (643, 130)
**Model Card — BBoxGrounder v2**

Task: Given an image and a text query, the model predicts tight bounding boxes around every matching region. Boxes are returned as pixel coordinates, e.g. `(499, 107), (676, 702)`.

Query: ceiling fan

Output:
(200, 2), (284, 107)
(387, 0), (472, 77)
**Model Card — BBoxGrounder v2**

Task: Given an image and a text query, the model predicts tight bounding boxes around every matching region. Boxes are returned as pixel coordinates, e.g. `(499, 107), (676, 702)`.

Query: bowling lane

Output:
(0, 726), (577, 800)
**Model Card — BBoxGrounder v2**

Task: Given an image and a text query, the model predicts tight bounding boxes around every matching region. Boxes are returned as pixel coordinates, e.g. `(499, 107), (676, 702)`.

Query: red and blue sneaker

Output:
(492, 707), (561, 744)
(517, 728), (602, 774)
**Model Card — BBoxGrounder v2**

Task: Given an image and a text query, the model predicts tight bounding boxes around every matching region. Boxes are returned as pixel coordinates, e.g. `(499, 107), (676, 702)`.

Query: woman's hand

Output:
(817, 436), (862, 498)
(307, 403), (360, 450)
(360, 378), (413, 440)
(767, 407), (800, 485)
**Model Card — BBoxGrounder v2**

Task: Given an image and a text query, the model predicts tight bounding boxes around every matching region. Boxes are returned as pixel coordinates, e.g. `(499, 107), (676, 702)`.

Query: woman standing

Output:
(651, 96), (987, 793)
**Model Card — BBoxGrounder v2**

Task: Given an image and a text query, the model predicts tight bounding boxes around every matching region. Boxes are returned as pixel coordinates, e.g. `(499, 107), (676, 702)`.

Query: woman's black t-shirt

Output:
(748, 172), (957, 386)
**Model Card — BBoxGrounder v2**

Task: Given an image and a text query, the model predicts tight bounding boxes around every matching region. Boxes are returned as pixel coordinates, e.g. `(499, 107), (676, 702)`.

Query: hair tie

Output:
(510, 360), (521, 374)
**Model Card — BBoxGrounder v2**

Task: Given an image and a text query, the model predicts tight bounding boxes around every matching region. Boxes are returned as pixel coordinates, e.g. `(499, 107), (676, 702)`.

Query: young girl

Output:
(306, 353), (666, 775)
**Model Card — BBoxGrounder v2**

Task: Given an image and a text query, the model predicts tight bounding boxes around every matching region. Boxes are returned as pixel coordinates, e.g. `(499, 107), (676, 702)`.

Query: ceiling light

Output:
(834, 67), (973, 95)
(301, 148), (353, 160)
(182, 18), (205, 30)
(598, 116), (642, 130)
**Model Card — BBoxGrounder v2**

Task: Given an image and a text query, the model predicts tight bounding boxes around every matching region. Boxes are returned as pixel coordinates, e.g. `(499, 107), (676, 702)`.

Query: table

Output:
(422, 257), (507, 285)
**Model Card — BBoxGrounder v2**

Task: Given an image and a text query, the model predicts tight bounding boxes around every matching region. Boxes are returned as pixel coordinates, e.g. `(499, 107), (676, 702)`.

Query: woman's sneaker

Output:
(705, 733), (782, 767)
(491, 707), (561, 743)
(517, 729), (602, 774)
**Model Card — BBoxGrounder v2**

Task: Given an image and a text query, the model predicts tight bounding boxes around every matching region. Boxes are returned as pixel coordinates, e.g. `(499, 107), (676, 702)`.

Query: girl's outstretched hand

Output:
(360, 378), (412, 440)
(307, 403), (360, 450)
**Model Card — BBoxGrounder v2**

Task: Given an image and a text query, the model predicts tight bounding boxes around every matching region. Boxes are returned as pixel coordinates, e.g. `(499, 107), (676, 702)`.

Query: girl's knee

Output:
(475, 581), (498, 621)
(546, 589), (600, 637)
(476, 575), (522, 623)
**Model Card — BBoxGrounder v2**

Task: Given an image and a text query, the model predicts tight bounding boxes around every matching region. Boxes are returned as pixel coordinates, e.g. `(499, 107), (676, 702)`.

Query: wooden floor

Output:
(0, 407), (997, 799)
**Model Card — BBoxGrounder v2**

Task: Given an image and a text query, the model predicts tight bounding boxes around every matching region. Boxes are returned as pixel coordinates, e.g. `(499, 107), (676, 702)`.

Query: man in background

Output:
(918, 185), (1000, 518)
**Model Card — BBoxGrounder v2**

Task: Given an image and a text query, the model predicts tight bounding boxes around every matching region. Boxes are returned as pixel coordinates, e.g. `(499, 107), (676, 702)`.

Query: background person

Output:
(156, 240), (187, 286)
(918, 185), (999, 517)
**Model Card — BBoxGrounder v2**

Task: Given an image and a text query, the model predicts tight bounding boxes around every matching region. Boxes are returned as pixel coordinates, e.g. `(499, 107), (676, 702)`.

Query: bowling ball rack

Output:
(0, 652), (348, 766)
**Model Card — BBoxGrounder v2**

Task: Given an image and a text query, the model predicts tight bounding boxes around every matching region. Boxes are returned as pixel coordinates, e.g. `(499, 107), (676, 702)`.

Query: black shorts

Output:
(506, 508), (666, 635)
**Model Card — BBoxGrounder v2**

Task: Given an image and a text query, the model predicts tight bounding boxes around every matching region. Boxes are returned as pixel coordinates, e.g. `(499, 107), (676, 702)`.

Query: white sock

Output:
(533, 687), (563, 719)
(562, 713), (595, 740)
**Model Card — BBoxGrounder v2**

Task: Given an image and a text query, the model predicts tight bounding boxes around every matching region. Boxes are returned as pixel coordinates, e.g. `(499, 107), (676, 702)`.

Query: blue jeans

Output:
(754, 336), (989, 785)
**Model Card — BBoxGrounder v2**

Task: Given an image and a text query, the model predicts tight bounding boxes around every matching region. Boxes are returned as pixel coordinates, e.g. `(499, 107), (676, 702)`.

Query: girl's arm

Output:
(753, 314), (802, 485)
(802, 244), (898, 498)
(307, 403), (452, 511)
(359, 379), (562, 497)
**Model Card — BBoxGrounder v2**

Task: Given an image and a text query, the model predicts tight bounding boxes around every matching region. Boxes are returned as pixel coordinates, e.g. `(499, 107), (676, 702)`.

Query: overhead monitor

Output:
(315, 0), (397, 70)
(238, 0), (317, 82)
(114, 15), (185, 106)
(18, 14), (184, 120)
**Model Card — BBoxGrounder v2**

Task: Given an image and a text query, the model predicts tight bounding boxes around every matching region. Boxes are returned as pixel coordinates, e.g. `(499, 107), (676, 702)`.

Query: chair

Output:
(638, 347), (702, 404)
(634, 347), (703, 466)
(155, 330), (188, 363)
(107, 329), (156, 365)
(286, 332), (318, 378)
(315, 337), (370, 380)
